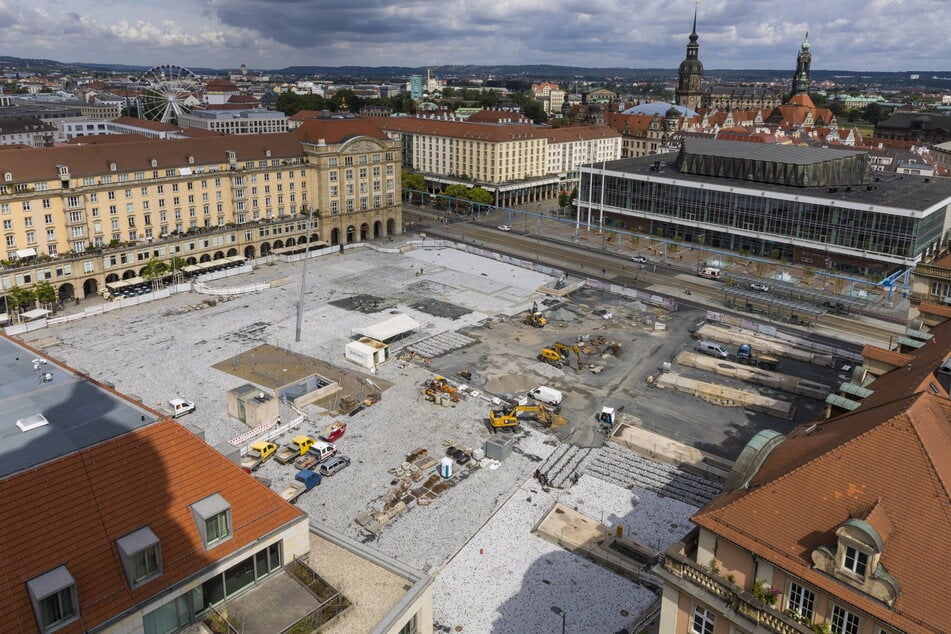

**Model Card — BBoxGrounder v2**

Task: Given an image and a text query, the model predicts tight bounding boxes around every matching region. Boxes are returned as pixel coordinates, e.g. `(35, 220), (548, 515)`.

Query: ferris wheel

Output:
(137, 64), (203, 123)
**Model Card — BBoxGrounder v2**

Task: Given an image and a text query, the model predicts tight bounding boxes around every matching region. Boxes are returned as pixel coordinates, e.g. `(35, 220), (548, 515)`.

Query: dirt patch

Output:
(409, 298), (471, 320)
(329, 294), (397, 314)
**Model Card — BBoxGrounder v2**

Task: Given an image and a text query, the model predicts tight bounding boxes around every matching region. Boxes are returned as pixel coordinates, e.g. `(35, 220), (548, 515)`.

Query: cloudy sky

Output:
(3, 0), (949, 71)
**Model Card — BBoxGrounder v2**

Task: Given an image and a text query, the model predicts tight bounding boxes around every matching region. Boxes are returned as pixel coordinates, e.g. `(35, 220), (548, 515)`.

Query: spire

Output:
(801, 30), (810, 50)
(690, 2), (699, 43)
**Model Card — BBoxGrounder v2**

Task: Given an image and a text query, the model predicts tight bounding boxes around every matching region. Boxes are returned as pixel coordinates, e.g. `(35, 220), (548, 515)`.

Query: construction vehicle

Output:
(318, 420), (346, 443)
(241, 441), (277, 471)
(278, 469), (321, 503)
(488, 404), (565, 432)
(426, 376), (459, 401)
(736, 344), (780, 371)
(274, 436), (317, 464)
(524, 301), (547, 328)
(539, 342), (582, 371)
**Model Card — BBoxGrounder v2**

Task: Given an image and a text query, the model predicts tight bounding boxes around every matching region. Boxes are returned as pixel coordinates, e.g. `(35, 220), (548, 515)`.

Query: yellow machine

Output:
(524, 301), (547, 328)
(488, 404), (565, 432)
(539, 342), (582, 370)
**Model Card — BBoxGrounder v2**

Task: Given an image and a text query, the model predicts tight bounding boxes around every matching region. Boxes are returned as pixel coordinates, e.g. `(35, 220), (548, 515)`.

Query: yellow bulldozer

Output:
(539, 342), (582, 371)
(488, 404), (567, 432)
(524, 301), (547, 328)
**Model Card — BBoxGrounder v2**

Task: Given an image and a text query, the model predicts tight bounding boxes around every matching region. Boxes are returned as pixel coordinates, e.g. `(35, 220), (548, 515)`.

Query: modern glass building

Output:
(578, 138), (951, 275)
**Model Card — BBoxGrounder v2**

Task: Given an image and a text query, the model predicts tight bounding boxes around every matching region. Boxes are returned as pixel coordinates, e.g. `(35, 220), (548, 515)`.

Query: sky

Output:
(3, 0), (950, 72)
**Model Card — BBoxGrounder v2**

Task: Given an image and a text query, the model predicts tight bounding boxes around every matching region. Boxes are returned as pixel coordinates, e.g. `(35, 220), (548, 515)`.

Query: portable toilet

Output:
(598, 407), (615, 427)
(439, 457), (453, 479)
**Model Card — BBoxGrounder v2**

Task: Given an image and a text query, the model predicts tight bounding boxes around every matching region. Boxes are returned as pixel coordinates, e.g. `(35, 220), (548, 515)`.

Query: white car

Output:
(630, 255), (649, 264)
(497, 225), (511, 231)
(750, 282), (770, 292)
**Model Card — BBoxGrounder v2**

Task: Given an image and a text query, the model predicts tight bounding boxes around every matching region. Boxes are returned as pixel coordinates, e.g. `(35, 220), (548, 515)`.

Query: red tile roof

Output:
(693, 319), (951, 632)
(0, 420), (303, 632)
(378, 117), (540, 142)
(537, 125), (620, 142)
(295, 117), (390, 144)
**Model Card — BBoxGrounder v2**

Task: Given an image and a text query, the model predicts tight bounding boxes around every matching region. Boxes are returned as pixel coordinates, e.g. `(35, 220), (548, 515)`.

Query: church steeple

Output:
(676, 3), (703, 112)
(792, 31), (812, 96)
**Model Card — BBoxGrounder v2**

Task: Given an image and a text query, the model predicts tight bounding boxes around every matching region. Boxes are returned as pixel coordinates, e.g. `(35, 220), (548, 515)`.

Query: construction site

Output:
(20, 239), (869, 633)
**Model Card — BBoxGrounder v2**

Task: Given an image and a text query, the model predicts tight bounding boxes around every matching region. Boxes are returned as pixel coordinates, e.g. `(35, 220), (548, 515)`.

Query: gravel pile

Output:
(527, 361), (565, 379)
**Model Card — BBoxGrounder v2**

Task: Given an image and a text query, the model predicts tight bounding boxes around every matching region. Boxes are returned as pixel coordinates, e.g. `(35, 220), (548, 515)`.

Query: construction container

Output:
(484, 437), (514, 461)
(472, 447), (486, 461)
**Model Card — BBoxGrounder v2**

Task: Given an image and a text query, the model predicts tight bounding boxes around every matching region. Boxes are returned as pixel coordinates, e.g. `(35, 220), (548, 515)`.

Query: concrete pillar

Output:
(698, 528), (717, 566)
(658, 583), (681, 634)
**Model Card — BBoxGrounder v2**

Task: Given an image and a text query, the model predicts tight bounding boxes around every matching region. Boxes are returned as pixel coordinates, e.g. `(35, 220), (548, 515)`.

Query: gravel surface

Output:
(433, 473), (697, 633)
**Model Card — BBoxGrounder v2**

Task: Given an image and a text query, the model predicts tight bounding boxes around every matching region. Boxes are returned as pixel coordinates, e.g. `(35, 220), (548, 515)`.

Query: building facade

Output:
(379, 117), (620, 205)
(0, 122), (401, 304)
(577, 138), (951, 275)
(655, 303), (951, 634)
(177, 109), (289, 135)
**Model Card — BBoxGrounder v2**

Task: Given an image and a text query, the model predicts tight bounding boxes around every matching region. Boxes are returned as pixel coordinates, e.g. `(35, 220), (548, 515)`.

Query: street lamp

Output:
(550, 606), (566, 634)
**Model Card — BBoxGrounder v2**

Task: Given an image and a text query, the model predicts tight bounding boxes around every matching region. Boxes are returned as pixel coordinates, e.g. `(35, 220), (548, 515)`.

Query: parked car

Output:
(497, 224), (512, 231)
(750, 282), (770, 292)
(318, 455), (351, 476)
(630, 255), (649, 264)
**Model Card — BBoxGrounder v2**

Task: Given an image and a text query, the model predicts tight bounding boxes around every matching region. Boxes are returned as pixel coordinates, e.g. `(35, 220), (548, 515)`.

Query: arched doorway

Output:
(199, 254), (211, 263)
(359, 223), (369, 240)
(311, 233), (320, 243)
(105, 273), (119, 284)
(213, 251), (224, 260)
(261, 242), (272, 255)
(58, 283), (74, 301)
(373, 221), (382, 239)
(285, 237), (296, 247)
(227, 248), (238, 257)
(386, 218), (396, 235)
(346, 225), (356, 243)
(139, 267), (148, 276)
(244, 245), (256, 259)
(331, 228), (340, 245)
(83, 278), (98, 298)
(122, 270), (137, 280)
(186, 257), (197, 265)
(274, 239), (284, 249)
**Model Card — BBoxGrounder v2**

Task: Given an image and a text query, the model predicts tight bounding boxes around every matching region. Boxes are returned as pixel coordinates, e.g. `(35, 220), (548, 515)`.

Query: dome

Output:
(621, 102), (698, 118)
(679, 59), (704, 75)
(666, 107), (682, 118)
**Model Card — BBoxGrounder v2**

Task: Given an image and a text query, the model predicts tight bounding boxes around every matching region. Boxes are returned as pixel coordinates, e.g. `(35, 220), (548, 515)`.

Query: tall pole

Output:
(295, 205), (315, 343)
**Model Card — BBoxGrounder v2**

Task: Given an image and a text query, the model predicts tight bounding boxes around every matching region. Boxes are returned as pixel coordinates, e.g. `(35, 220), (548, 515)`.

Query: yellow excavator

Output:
(539, 342), (582, 371)
(524, 301), (547, 328)
(488, 404), (566, 432)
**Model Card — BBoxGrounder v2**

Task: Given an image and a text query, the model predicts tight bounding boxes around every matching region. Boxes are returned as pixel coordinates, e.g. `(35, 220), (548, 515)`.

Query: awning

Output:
(351, 313), (420, 342)
(21, 308), (51, 320)
(15, 248), (37, 258)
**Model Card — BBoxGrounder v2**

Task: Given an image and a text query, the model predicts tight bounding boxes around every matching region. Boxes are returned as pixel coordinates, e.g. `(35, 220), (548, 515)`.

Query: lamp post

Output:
(295, 204), (315, 343)
(550, 606), (566, 634)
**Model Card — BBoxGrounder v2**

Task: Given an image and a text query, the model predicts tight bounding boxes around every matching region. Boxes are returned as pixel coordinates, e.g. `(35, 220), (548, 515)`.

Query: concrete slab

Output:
(223, 570), (320, 633)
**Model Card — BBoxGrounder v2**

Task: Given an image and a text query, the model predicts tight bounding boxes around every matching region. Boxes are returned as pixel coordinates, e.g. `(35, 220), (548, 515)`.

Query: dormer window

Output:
(842, 546), (868, 578)
(150, 159), (158, 168)
(187, 155), (195, 164)
(4, 172), (11, 182)
(109, 162), (117, 172)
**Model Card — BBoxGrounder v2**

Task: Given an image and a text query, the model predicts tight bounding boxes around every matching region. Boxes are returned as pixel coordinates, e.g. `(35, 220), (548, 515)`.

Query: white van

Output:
(698, 267), (721, 279)
(697, 341), (729, 359)
(528, 386), (563, 407)
(168, 398), (196, 418)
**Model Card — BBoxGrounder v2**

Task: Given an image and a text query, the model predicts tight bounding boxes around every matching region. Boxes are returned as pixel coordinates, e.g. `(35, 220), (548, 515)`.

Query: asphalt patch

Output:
(409, 298), (471, 320)
(329, 294), (396, 314)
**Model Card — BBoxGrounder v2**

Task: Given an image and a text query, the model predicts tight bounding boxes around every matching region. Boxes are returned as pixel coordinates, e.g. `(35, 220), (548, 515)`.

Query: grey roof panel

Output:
(0, 336), (158, 479)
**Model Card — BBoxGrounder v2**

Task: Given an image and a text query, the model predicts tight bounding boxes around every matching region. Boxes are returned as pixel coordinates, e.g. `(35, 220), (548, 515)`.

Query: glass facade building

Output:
(579, 150), (951, 274)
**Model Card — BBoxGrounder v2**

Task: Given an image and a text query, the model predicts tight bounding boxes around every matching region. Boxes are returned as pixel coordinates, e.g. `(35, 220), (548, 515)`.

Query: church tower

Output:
(791, 32), (812, 96)
(675, 6), (703, 112)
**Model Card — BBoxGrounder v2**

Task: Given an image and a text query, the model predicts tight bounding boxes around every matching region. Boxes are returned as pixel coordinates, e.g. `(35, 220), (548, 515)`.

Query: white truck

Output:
(528, 386), (563, 407)
(168, 398), (196, 418)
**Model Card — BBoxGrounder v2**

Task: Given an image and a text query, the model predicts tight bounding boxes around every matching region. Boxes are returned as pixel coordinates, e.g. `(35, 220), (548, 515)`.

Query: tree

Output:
(862, 103), (886, 125)
(558, 191), (571, 213)
(329, 89), (363, 113)
(34, 280), (56, 307)
(467, 187), (493, 205)
(401, 172), (426, 198)
(7, 285), (35, 311)
(141, 257), (170, 281)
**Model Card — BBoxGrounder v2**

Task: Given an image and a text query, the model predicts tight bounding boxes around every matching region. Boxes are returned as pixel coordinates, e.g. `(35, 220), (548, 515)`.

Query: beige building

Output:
(655, 303), (951, 634)
(0, 120), (401, 303)
(532, 82), (566, 115)
(379, 118), (620, 205)
(177, 109), (290, 135)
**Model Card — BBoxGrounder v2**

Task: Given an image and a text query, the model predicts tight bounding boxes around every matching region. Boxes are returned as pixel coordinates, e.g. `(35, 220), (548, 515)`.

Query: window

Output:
(830, 604), (860, 634)
(691, 605), (715, 634)
(191, 494), (232, 549)
(787, 582), (815, 621)
(27, 566), (78, 632)
(843, 546), (868, 577)
(117, 526), (162, 587)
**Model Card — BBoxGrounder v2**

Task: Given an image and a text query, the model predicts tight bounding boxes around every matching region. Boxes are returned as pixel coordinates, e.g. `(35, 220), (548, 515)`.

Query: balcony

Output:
(914, 262), (951, 281)
(658, 529), (813, 634)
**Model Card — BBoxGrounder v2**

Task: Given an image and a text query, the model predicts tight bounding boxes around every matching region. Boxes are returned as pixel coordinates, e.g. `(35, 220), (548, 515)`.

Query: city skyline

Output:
(2, 0), (950, 74)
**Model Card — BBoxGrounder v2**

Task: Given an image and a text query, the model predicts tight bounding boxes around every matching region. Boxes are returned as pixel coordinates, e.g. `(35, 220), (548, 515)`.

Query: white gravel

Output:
(433, 473), (697, 633)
